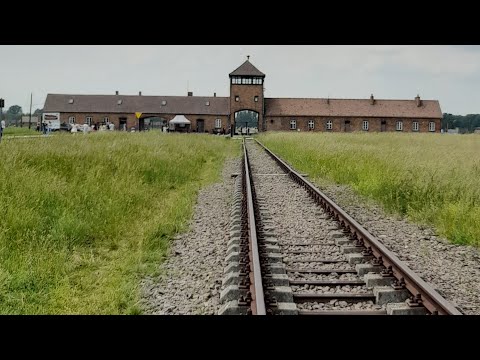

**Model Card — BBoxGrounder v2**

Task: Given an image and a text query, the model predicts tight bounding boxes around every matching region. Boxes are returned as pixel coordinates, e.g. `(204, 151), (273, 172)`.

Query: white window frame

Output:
(86, 116), (93, 126)
(326, 120), (333, 130)
(290, 119), (297, 130)
(412, 121), (419, 132)
(362, 121), (369, 131)
(429, 121), (435, 132)
(254, 96), (259, 102)
(215, 118), (222, 129)
(104, 116), (109, 123)
(68, 116), (76, 124)
(396, 121), (403, 131)
(308, 120), (315, 130)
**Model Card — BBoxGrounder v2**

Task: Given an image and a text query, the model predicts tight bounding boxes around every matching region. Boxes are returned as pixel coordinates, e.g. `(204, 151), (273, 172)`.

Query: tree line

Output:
(442, 113), (480, 133)
(0, 105), (43, 126)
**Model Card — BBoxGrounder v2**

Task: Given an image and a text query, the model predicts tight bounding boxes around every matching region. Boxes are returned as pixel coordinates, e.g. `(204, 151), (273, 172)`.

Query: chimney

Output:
(115, 91), (119, 95)
(188, 92), (193, 96)
(370, 94), (375, 105)
(415, 94), (421, 107)
(139, 91), (142, 96)
(214, 92), (216, 97)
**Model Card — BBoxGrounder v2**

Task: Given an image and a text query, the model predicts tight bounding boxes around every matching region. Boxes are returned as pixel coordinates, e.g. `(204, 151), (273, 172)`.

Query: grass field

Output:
(0, 132), (238, 314)
(3, 127), (39, 136)
(259, 132), (480, 247)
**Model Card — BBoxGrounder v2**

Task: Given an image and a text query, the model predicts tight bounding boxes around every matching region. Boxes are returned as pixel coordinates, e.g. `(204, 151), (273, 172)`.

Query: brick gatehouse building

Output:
(43, 57), (442, 133)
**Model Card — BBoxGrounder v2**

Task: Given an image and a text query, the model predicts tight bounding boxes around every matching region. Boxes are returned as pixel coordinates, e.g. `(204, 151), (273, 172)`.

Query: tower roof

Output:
(229, 57), (265, 77)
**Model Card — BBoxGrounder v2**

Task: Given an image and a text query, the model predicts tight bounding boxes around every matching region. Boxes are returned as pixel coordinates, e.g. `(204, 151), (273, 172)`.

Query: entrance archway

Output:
(234, 110), (259, 135)
(140, 116), (167, 131)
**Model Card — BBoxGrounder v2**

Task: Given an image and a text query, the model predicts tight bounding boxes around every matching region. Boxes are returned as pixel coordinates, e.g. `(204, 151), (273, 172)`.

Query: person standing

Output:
(0, 119), (5, 142)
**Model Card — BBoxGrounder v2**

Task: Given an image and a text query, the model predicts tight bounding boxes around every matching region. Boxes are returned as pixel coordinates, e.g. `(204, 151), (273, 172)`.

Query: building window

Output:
(254, 96), (259, 102)
(396, 121), (403, 131)
(215, 118), (222, 129)
(326, 120), (333, 130)
(68, 116), (76, 124)
(308, 120), (315, 130)
(104, 117), (109, 123)
(86, 116), (93, 126)
(412, 121), (419, 132)
(205, 101), (210, 106)
(429, 122), (435, 132)
(161, 100), (167, 106)
(290, 119), (297, 130)
(235, 96), (239, 102)
(363, 121), (369, 131)
(117, 100), (123, 105)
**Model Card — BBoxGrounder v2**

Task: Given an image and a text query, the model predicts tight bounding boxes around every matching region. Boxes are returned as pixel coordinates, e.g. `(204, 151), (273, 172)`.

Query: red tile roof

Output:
(44, 94), (442, 120)
(265, 98), (442, 118)
(229, 60), (265, 77)
(44, 94), (230, 115)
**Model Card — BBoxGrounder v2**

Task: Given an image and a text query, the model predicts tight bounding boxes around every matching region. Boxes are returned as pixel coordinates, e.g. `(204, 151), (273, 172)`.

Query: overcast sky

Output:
(1, 45), (479, 115)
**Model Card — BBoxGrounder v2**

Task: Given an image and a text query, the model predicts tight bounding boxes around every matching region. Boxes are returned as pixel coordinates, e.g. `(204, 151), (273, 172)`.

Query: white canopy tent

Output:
(169, 115), (191, 125)
(169, 115), (191, 132)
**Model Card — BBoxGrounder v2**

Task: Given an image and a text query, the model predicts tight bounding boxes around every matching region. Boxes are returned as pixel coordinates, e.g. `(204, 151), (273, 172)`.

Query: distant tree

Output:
(5, 105), (23, 125)
(33, 108), (43, 116)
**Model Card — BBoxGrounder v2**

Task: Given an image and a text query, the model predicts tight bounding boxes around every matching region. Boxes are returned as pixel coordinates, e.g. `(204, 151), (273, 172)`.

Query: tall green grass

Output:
(259, 132), (480, 247)
(3, 127), (39, 136)
(0, 132), (238, 314)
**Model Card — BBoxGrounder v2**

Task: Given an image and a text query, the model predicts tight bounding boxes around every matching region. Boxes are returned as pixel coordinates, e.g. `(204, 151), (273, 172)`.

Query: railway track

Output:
(218, 138), (462, 315)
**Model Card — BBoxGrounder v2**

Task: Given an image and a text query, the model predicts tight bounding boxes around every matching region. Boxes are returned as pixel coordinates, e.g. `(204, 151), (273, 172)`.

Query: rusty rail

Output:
(243, 139), (266, 315)
(255, 139), (461, 315)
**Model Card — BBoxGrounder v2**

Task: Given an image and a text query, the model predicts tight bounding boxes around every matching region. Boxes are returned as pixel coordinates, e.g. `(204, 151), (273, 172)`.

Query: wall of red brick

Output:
(59, 112), (441, 134)
(265, 116), (442, 133)
(59, 112), (228, 132)
(230, 83), (264, 130)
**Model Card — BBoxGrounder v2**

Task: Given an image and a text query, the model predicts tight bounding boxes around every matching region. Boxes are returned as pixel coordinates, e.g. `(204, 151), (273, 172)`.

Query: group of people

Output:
(70, 122), (115, 134)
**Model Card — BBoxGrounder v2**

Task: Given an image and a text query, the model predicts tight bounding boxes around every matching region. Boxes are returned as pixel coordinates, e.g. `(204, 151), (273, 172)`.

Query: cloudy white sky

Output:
(1, 45), (479, 115)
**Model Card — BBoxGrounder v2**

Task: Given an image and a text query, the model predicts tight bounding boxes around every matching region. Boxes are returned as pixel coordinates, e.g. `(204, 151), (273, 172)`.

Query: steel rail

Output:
(243, 139), (266, 315)
(255, 139), (461, 315)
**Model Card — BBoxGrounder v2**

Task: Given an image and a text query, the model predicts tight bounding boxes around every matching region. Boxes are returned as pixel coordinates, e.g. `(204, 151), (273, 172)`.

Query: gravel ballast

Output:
(140, 157), (240, 315)
(310, 181), (480, 314)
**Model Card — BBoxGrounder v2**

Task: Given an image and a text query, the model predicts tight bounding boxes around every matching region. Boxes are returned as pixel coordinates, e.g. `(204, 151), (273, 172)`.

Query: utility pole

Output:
(0, 98), (3, 124)
(29, 93), (32, 129)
